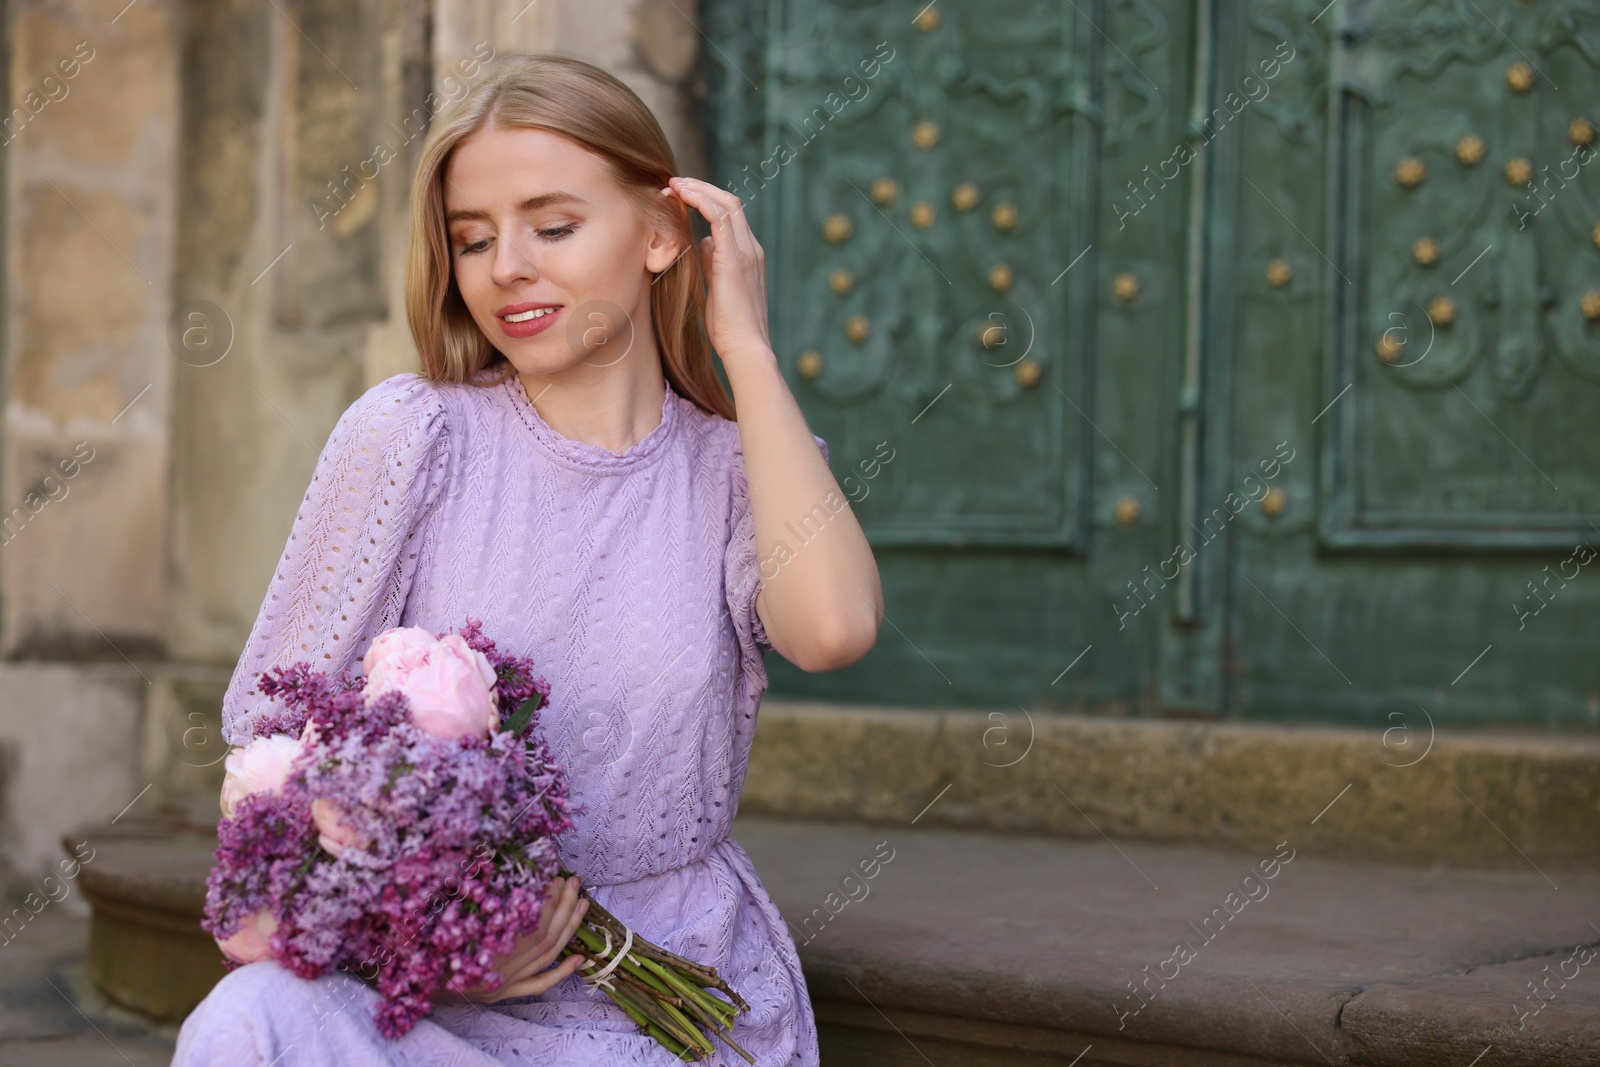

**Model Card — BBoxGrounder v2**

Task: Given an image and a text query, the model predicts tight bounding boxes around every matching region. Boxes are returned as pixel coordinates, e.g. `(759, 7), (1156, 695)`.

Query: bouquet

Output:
(202, 616), (754, 1062)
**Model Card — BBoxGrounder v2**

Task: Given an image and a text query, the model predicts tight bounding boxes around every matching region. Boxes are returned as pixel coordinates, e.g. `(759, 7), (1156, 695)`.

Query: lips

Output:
(495, 302), (562, 339)
(495, 301), (561, 321)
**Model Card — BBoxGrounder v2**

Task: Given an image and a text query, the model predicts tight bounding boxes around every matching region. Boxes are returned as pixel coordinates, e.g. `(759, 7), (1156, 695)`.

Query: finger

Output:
(515, 878), (576, 963)
(553, 879), (585, 941)
(671, 175), (746, 219)
(528, 883), (579, 953)
(698, 235), (715, 278)
(476, 951), (560, 1002)
(559, 894), (590, 950)
(489, 952), (588, 1002)
(676, 177), (761, 264)
(534, 877), (583, 954)
(520, 891), (590, 984)
(669, 178), (754, 261)
(545, 876), (580, 925)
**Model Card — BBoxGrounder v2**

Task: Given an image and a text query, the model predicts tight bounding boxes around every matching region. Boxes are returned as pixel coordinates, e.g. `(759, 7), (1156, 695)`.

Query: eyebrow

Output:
(445, 191), (590, 225)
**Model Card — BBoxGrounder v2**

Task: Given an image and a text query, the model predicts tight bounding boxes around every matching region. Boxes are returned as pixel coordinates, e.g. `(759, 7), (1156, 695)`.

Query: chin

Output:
(476, 322), (566, 374)
(501, 347), (588, 380)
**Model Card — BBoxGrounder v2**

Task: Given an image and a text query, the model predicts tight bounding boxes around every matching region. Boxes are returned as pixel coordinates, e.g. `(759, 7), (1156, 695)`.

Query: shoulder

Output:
(307, 375), (464, 505)
(670, 391), (742, 471)
(669, 394), (831, 543)
(331, 373), (453, 456)
(669, 391), (830, 469)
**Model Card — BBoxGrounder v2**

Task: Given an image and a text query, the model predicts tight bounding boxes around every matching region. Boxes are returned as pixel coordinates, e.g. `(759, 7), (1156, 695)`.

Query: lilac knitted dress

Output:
(172, 367), (827, 1067)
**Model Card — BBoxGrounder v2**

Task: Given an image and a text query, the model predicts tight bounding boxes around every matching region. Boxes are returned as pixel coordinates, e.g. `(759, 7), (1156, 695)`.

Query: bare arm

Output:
(727, 355), (881, 671)
(663, 176), (883, 672)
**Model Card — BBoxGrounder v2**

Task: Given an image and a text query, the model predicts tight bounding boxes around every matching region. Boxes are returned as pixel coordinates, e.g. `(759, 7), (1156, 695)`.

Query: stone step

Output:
(741, 699), (1600, 874)
(57, 814), (1600, 1065)
(0, 907), (179, 1066)
(731, 815), (1600, 1067)
(62, 822), (228, 1022)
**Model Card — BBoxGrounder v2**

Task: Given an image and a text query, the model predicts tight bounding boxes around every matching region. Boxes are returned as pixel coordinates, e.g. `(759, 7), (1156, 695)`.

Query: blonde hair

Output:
(404, 52), (734, 420)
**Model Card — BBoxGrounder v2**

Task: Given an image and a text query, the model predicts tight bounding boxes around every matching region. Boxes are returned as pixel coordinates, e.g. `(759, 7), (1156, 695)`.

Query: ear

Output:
(644, 224), (686, 274)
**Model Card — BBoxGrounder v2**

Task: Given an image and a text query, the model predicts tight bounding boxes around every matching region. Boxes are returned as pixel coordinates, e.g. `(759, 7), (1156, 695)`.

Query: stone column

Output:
(160, 0), (436, 823)
(0, 0), (177, 883)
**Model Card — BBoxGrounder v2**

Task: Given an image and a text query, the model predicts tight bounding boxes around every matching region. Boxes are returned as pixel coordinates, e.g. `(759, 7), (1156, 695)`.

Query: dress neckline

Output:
(501, 372), (680, 475)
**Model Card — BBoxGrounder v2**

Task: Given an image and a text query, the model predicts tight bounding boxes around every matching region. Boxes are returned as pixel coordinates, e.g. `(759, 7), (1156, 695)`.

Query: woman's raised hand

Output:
(662, 176), (773, 366)
(436, 873), (590, 1004)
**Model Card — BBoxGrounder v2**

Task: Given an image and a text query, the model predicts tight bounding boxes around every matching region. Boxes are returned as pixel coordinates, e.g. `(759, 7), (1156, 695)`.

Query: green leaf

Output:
(383, 760), (416, 795)
(506, 695), (541, 735)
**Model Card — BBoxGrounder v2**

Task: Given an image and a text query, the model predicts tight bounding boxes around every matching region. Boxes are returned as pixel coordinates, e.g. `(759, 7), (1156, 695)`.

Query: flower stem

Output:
(555, 867), (754, 1061)
(607, 977), (709, 1056)
(569, 928), (677, 1002)
(638, 955), (738, 1026)
(564, 879), (750, 1012)
(661, 975), (757, 1064)
(608, 984), (694, 1060)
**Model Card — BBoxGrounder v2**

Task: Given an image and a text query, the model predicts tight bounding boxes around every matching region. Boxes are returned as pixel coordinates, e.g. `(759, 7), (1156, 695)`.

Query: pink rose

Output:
(362, 627), (500, 740)
(362, 627), (439, 694)
(220, 735), (305, 819)
(311, 798), (366, 858)
(216, 909), (277, 964)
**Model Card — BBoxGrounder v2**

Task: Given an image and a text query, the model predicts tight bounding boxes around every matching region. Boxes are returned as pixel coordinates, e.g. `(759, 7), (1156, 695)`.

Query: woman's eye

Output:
(455, 225), (576, 257)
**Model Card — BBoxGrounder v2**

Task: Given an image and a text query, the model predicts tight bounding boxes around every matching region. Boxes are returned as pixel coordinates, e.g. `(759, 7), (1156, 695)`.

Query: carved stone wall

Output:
(0, 0), (177, 890)
(0, 0), (705, 890)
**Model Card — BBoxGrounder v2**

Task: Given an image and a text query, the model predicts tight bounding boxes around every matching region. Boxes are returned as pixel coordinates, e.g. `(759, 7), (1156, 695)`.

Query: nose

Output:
(490, 224), (539, 288)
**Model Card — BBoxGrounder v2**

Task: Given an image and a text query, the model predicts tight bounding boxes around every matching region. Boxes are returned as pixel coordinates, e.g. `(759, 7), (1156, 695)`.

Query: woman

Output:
(172, 52), (881, 1066)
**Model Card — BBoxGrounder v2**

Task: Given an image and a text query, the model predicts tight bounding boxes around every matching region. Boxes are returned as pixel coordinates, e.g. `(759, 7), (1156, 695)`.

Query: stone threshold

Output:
(742, 698), (1600, 873)
(30, 812), (1600, 1065)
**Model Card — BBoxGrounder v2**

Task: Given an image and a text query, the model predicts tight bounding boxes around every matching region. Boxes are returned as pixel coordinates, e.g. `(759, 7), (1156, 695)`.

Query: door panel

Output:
(703, 0), (1599, 729)
(1223, 0), (1600, 728)
(737, 2), (1096, 548)
(1326, 0), (1600, 544)
(704, 0), (1205, 713)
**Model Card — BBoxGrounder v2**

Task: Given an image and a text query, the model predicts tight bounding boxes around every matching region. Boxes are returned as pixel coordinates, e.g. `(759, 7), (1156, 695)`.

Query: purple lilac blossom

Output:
(200, 616), (579, 1038)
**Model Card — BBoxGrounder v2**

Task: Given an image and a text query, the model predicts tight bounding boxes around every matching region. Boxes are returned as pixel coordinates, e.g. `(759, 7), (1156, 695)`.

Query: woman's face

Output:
(442, 125), (683, 379)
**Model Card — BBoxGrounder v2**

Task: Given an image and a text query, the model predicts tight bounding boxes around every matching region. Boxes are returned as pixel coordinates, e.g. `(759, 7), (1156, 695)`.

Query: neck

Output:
(514, 322), (669, 456)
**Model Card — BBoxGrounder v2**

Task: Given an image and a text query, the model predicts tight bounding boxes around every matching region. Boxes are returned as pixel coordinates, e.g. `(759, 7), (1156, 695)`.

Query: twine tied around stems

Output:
(578, 922), (635, 994)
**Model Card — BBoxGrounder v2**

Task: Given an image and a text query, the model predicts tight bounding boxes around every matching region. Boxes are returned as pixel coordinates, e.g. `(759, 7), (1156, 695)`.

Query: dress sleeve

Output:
(724, 430), (830, 659)
(221, 374), (451, 745)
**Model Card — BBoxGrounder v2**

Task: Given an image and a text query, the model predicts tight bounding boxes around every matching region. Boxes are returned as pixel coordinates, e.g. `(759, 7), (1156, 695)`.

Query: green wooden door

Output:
(703, 0), (1600, 730)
